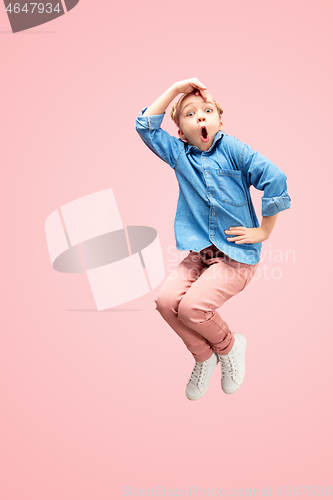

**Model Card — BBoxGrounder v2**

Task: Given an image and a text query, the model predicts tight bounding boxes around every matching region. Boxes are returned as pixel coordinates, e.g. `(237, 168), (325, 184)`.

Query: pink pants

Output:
(155, 244), (259, 362)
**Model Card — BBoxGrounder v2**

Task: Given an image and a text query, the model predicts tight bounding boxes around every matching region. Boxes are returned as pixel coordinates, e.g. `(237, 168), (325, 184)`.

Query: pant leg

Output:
(177, 252), (259, 360)
(155, 251), (214, 361)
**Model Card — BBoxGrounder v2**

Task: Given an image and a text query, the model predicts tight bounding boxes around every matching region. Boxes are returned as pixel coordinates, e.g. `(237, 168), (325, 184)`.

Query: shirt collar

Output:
(184, 130), (224, 155)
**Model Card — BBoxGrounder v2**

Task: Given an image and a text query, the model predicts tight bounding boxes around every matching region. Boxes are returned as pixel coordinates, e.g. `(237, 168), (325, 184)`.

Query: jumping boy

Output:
(135, 77), (291, 401)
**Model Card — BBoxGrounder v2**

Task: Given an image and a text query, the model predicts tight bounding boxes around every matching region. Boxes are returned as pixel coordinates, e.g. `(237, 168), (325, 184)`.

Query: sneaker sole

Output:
(186, 382), (210, 401)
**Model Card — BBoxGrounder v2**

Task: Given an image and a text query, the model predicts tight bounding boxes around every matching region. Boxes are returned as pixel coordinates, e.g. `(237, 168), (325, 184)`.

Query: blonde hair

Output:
(170, 91), (223, 128)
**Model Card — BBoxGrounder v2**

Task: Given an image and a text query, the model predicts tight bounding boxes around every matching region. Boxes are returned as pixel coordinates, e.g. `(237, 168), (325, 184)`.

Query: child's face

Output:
(177, 93), (223, 151)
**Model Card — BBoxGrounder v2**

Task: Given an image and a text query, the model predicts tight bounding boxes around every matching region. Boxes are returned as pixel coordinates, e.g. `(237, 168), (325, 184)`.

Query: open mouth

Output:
(200, 125), (209, 143)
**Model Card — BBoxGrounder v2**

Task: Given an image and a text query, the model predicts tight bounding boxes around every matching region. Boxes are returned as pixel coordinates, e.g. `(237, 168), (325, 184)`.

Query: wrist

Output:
(169, 83), (181, 97)
(259, 226), (271, 240)
(260, 214), (278, 239)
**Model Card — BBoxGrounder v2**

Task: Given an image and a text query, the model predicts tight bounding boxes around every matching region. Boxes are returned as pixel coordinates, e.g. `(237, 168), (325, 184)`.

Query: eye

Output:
(205, 108), (213, 113)
(187, 111), (194, 117)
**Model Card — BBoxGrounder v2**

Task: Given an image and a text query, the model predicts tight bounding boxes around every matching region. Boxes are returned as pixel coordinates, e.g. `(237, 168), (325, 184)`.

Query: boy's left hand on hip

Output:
(225, 226), (269, 244)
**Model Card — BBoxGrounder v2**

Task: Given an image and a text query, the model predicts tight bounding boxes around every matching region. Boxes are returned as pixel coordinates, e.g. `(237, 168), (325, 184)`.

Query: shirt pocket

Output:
(217, 169), (248, 207)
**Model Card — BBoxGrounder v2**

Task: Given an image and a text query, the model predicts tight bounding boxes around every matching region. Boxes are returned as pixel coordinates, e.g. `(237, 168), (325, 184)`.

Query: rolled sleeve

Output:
(262, 192), (291, 216)
(135, 107), (183, 168)
(136, 108), (166, 130)
(240, 142), (291, 216)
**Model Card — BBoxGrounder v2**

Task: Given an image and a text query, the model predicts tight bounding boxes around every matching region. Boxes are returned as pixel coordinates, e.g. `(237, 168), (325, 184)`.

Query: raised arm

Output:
(136, 78), (209, 168)
(142, 84), (179, 117)
(142, 78), (208, 117)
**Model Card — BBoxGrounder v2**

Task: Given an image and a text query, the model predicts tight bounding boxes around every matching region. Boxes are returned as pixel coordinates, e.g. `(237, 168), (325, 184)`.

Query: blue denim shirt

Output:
(135, 107), (291, 265)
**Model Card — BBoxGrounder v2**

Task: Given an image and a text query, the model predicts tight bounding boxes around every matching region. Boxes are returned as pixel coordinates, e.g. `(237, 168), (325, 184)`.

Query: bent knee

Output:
(178, 299), (210, 324)
(155, 293), (179, 316)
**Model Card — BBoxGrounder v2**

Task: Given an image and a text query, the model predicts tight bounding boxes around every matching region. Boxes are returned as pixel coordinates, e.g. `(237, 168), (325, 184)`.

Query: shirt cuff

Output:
(136, 108), (166, 130)
(261, 194), (291, 216)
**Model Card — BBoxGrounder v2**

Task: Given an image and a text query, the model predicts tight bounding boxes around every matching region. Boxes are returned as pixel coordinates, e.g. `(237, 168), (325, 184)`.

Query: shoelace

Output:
(189, 361), (208, 385)
(219, 353), (237, 376)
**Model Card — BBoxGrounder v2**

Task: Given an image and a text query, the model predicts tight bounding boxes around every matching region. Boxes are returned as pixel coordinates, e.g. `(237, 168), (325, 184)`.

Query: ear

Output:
(178, 129), (187, 143)
(219, 121), (223, 131)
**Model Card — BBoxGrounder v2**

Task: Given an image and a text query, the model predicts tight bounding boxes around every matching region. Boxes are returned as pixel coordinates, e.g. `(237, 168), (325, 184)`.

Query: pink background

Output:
(1, 0), (332, 498)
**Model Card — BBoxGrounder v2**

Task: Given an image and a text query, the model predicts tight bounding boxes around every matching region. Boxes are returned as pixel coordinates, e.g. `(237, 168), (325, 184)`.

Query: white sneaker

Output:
(218, 333), (247, 394)
(186, 351), (219, 401)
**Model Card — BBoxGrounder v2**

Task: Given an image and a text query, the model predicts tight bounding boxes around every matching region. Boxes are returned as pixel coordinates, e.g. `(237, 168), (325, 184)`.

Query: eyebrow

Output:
(182, 100), (215, 112)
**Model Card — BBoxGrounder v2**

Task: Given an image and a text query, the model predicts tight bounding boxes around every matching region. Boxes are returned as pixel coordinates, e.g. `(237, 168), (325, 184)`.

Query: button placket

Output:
(202, 156), (218, 240)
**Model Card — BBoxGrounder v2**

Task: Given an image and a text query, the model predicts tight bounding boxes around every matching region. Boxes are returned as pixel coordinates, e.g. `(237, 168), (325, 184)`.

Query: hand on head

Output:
(174, 77), (208, 100)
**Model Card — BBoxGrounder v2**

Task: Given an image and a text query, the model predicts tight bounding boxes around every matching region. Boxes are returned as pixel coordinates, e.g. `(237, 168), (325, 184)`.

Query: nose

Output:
(197, 114), (206, 123)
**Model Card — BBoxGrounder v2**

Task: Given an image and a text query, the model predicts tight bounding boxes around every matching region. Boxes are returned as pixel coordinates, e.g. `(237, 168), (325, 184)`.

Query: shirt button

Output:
(212, 213), (216, 216)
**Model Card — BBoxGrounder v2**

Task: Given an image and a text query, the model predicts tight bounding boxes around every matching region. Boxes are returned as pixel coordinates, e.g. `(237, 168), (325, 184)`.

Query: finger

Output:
(191, 82), (207, 90)
(227, 236), (244, 241)
(225, 229), (246, 234)
(194, 88), (207, 100)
